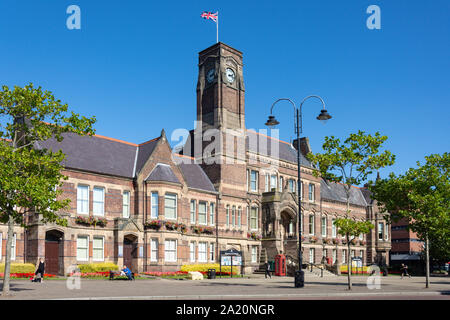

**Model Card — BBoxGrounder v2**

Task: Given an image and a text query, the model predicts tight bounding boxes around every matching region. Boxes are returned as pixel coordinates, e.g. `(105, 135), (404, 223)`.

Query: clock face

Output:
(206, 68), (215, 83)
(225, 68), (235, 83)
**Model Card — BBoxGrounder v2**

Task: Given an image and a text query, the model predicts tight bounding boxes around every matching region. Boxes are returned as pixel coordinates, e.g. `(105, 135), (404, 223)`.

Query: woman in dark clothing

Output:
(33, 258), (45, 283)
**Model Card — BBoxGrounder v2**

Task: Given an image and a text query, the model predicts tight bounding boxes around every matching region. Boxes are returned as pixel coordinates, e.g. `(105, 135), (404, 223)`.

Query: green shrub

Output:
(0, 263), (35, 273)
(77, 262), (119, 273)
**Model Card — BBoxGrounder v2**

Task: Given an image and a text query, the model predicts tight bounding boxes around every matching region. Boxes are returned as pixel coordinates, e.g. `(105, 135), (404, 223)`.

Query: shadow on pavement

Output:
(0, 282), (34, 293)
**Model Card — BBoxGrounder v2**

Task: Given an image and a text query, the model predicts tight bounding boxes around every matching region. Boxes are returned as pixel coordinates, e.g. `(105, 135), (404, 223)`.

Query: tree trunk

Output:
(425, 236), (430, 288)
(347, 236), (352, 290)
(2, 215), (15, 296)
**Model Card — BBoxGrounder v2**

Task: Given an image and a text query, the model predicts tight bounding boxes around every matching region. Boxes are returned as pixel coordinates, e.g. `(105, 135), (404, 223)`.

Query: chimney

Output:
(293, 137), (311, 157)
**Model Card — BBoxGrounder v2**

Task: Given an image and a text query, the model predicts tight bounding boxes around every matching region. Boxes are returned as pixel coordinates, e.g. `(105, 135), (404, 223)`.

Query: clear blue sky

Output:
(1, 0), (449, 182)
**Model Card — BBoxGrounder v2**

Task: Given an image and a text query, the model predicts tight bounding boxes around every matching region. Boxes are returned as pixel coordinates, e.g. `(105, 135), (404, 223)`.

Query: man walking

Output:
(264, 261), (272, 279)
(400, 263), (411, 279)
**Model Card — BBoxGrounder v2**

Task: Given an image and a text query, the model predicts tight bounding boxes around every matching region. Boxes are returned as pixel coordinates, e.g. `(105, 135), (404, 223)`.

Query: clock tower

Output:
(196, 42), (245, 131)
(192, 42), (247, 194)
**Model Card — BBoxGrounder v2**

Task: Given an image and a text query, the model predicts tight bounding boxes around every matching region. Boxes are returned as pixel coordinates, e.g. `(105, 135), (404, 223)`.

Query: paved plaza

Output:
(0, 274), (449, 300)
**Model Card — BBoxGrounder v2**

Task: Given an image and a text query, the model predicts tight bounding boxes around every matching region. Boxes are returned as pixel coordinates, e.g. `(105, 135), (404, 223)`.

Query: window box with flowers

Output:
(301, 236), (307, 242)
(177, 223), (187, 234)
(165, 221), (178, 231)
(192, 226), (215, 235)
(309, 236), (318, 243)
(144, 220), (162, 230)
(247, 232), (262, 241)
(325, 238), (333, 245)
(341, 238), (348, 245)
(332, 238), (341, 245)
(360, 240), (367, 246)
(75, 216), (107, 227)
(351, 238), (359, 246)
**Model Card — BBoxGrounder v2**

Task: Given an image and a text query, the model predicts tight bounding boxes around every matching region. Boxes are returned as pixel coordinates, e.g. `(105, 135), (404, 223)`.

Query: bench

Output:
(109, 270), (135, 280)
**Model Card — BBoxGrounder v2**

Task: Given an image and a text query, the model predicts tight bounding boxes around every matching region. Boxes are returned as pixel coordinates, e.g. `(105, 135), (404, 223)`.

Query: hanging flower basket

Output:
(351, 239), (359, 245)
(145, 220), (162, 230)
(247, 232), (262, 240)
(309, 236), (318, 243)
(177, 223), (187, 233)
(325, 238), (333, 244)
(361, 240), (367, 246)
(332, 238), (341, 245)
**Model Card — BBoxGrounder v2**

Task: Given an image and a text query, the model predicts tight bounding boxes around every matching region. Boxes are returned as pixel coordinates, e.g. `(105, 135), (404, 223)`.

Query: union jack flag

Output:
(201, 11), (218, 23)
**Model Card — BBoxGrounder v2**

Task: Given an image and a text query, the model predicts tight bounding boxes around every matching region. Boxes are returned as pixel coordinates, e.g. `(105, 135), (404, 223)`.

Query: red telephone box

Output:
(275, 254), (286, 276)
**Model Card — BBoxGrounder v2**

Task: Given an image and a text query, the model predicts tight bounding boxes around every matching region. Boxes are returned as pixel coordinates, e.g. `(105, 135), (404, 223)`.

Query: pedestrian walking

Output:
(400, 263), (411, 279)
(32, 257), (45, 283)
(265, 261), (272, 279)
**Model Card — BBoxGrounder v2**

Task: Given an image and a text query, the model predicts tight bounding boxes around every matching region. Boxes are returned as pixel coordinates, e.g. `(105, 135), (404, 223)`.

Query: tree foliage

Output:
(370, 153), (450, 267)
(0, 83), (96, 295)
(307, 130), (395, 212)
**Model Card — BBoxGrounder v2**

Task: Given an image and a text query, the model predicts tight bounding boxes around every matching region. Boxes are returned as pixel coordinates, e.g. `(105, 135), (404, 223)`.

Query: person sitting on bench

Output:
(121, 265), (133, 280)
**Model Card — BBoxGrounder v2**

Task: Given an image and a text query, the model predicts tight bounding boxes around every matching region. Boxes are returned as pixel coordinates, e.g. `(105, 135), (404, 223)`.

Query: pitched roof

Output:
(37, 132), (138, 178)
(175, 156), (217, 193)
(245, 130), (312, 167)
(135, 138), (160, 175)
(145, 163), (180, 184)
(360, 188), (374, 205)
(320, 179), (367, 207)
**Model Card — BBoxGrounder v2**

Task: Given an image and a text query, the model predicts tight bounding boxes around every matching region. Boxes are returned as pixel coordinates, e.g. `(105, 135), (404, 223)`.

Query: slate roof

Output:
(320, 179), (367, 207)
(37, 132), (138, 178)
(146, 163), (180, 184)
(360, 188), (374, 205)
(135, 138), (159, 175)
(246, 130), (312, 167)
(177, 159), (217, 193)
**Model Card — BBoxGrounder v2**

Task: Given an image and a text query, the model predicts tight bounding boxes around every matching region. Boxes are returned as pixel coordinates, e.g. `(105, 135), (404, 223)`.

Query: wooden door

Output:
(45, 241), (59, 275)
(123, 239), (137, 272)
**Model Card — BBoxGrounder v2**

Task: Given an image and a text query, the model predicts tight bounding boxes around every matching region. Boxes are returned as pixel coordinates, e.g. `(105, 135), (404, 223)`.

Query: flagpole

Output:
(216, 11), (219, 43)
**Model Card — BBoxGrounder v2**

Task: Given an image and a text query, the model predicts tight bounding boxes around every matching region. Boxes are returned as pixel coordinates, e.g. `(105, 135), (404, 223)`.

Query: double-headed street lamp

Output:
(265, 95), (332, 288)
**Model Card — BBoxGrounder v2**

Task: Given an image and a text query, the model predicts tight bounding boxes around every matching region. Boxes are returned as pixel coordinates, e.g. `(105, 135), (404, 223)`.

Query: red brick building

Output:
(0, 42), (391, 275)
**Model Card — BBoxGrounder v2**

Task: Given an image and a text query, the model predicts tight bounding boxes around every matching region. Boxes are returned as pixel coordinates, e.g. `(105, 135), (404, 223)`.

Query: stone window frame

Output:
(251, 246), (258, 263)
(226, 205), (230, 227)
(209, 203), (215, 226)
(164, 193), (178, 220)
(231, 206), (236, 227)
(150, 191), (159, 219)
(189, 241), (196, 262)
(92, 186), (105, 217)
(308, 183), (315, 202)
(378, 222), (384, 241)
(122, 190), (130, 218)
(250, 206), (259, 231)
(198, 242), (207, 263)
(237, 207), (242, 228)
(76, 235), (89, 262)
(250, 170), (258, 192)
(92, 236), (104, 262)
(331, 217), (337, 238)
(76, 184), (89, 215)
(321, 216), (327, 238)
(190, 199), (196, 224)
(164, 239), (177, 262)
(150, 238), (158, 262)
(308, 214), (315, 235)
(209, 243), (215, 262)
(309, 248), (315, 264)
(198, 201), (208, 225)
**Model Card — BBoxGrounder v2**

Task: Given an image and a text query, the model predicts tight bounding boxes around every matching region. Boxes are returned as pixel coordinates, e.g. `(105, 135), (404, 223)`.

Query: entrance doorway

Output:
(123, 235), (138, 272)
(45, 230), (63, 275)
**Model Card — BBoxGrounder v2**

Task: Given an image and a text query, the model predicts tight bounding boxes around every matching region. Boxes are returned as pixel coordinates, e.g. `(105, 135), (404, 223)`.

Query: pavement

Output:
(0, 273), (449, 300)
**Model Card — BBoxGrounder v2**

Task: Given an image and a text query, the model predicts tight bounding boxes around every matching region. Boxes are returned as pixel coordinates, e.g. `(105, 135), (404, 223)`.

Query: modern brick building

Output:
(0, 42), (391, 275)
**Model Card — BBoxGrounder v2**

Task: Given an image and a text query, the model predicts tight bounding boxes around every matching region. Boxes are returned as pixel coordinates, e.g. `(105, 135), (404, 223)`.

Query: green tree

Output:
(370, 153), (450, 288)
(307, 131), (395, 290)
(334, 219), (373, 289)
(307, 130), (395, 213)
(0, 83), (96, 295)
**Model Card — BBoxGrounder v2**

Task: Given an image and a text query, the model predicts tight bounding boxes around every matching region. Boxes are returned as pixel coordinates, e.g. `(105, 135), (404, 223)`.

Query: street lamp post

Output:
(265, 96), (331, 288)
